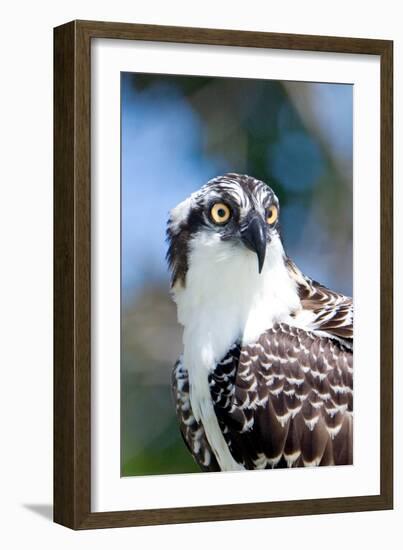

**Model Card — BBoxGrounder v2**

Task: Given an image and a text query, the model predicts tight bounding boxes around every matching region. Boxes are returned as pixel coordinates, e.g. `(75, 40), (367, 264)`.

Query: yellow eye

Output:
(267, 205), (278, 225)
(210, 202), (231, 224)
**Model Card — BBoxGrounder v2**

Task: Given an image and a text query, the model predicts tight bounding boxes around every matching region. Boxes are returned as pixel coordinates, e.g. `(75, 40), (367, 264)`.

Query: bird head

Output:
(167, 173), (281, 288)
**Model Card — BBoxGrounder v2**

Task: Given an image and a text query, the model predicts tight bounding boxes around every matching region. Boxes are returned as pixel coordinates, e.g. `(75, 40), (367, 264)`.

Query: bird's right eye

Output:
(210, 202), (231, 224)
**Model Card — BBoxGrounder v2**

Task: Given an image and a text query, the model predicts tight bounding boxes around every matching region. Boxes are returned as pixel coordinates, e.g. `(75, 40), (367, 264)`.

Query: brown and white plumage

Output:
(168, 173), (353, 471)
(288, 259), (353, 345)
(173, 281), (353, 471)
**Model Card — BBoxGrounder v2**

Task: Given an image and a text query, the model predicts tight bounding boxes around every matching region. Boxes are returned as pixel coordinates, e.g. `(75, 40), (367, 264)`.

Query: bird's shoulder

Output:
(286, 258), (353, 345)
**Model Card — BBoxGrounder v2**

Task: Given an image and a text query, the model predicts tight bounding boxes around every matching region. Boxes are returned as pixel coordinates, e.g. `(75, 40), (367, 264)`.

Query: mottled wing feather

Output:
(209, 323), (353, 469)
(171, 360), (219, 472)
(287, 259), (353, 343)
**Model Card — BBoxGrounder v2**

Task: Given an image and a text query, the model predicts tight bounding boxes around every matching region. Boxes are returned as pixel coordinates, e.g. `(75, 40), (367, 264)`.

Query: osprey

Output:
(167, 173), (353, 471)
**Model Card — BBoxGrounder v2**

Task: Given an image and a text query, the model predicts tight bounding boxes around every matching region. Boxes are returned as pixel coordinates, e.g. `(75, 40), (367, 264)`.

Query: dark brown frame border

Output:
(54, 20), (393, 529)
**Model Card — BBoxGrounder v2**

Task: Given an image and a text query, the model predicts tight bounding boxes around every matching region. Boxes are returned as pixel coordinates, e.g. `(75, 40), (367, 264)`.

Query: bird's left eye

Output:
(266, 205), (278, 225)
(210, 202), (231, 224)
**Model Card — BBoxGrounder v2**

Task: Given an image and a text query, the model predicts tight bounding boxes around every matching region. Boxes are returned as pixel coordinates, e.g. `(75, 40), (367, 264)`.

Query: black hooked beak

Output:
(240, 214), (268, 274)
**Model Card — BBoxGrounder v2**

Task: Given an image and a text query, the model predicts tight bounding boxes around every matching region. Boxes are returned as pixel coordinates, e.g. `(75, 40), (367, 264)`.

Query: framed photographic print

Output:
(54, 20), (393, 529)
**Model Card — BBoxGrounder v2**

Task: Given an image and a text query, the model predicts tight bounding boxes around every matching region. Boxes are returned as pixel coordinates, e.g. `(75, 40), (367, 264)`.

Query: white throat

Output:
(172, 233), (300, 470)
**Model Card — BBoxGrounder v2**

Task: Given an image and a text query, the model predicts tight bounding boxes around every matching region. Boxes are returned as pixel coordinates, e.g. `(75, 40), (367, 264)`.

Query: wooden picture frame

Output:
(54, 19), (393, 529)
